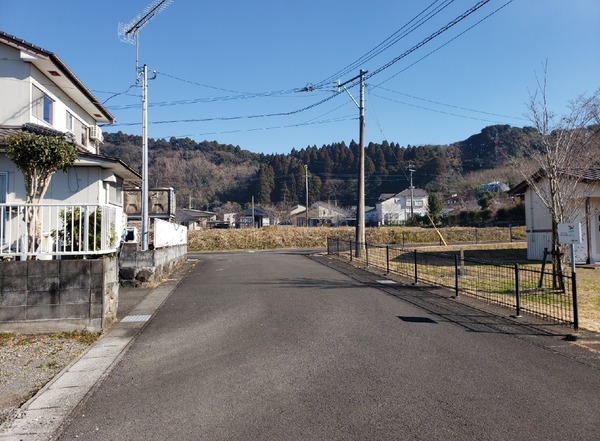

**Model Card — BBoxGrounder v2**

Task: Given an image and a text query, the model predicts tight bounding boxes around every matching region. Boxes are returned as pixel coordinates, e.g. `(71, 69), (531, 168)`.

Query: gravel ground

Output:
(0, 333), (96, 426)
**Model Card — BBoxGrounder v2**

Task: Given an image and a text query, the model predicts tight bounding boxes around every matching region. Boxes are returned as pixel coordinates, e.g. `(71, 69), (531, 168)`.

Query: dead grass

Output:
(187, 226), (526, 252)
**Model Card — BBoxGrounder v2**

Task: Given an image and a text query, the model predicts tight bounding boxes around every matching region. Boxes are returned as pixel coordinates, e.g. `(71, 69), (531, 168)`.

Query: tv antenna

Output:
(119, 0), (173, 251)
(119, 0), (173, 83)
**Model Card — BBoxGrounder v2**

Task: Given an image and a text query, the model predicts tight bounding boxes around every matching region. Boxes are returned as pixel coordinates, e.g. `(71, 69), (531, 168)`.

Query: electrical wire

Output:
(101, 84), (139, 105)
(167, 114), (357, 140)
(370, 91), (504, 124)
(370, 0), (515, 89)
(374, 87), (527, 121)
(313, 0), (456, 88)
(106, 90), (344, 127)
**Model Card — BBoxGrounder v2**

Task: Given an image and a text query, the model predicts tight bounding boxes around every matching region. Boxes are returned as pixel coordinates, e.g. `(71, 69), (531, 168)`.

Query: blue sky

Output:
(1, 0), (599, 154)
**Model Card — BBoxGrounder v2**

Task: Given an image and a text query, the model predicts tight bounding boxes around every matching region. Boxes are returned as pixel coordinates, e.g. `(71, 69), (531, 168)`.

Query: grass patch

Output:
(0, 331), (100, 347)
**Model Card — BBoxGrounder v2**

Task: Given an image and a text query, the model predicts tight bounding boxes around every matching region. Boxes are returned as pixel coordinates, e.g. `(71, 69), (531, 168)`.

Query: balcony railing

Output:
(0, 203), (124, 259)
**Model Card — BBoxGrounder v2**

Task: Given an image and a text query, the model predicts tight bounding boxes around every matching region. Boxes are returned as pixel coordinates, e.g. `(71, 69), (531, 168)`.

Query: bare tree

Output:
(518, 63), (600, 277)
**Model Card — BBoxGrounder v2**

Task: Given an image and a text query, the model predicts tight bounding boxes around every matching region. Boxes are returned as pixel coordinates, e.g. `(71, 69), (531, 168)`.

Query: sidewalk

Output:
(0, 259), (197, 441)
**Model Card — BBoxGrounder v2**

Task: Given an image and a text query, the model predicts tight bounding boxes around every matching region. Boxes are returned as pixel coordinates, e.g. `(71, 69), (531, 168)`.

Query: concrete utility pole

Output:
(408, 163), (416, 220)
(141, 65), (149, 250)
(305, 164), (309, 227)
(338, 69), (367, 257)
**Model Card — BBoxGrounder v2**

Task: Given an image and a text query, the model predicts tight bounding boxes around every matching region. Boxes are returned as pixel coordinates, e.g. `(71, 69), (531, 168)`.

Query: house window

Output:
(32, 85), (53, 124)
(66, 111), (74, 132)
(74, 119), (88, 146)
(105, 180), (123, 206)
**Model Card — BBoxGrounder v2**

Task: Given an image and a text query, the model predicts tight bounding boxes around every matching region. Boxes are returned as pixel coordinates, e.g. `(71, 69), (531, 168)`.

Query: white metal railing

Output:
(0, 203), (124, 259)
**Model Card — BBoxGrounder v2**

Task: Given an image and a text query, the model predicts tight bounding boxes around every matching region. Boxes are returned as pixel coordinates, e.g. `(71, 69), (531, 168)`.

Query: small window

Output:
(74, 119), (88, 146)
(32, 85), (53, 124)
(66, 112), (74, 132)
(106, 180), (123, 206)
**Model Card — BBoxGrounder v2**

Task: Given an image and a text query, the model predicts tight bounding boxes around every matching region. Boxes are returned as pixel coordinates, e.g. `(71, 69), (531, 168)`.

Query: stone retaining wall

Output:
(0, 257), (119, 333)
(119, 243), (187, 287)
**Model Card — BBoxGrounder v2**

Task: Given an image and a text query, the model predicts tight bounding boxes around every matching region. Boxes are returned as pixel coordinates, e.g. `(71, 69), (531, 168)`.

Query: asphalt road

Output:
(58, 250), (600, 440)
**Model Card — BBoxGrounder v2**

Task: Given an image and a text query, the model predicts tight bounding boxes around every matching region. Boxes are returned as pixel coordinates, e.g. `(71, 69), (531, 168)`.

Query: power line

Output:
(371, 0), (515, 88)
(367, 0), (492, 82)
(105, 90), (344, 127)
(166, 114), (356, 140)
(313, 0), (457, 88)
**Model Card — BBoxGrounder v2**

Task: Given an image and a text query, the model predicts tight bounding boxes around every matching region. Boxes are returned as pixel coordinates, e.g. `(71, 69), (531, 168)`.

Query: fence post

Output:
(327, 237), (330, 255)
(336, 238), (340, 256)
(349, 240), (353, 262)
(509, 226), (513, 242)
(83, 205), (89, 253)
(386, 245), (390, 274)
(572, 269), (579, 331)
(365, 242), (369, 267)
(515, 263), (521, 317)
(413, 249), (418, 285)
(402, 232), (406, 249)
(454, 254), (459, 298)
(475, 228), (479, 244)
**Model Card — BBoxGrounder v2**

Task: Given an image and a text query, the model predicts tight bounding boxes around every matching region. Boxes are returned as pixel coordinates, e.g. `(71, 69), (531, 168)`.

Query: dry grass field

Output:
(188, 226), (599, 332)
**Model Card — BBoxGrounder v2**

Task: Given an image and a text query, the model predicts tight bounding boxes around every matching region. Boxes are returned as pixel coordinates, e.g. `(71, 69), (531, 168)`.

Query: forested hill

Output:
(101, 124), (541, 209)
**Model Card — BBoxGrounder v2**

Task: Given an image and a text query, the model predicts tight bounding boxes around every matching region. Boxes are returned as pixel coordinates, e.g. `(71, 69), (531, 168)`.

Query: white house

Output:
(289, 202), (352, 227)
(376, 189), (429, 225)
(0, 32), (140, 257)
(509, 169), (600, 263)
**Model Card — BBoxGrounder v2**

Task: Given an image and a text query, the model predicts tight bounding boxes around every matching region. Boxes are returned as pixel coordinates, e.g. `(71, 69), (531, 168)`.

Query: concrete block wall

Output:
(0, 258), (118, 333)
(119, 243), (187, 287)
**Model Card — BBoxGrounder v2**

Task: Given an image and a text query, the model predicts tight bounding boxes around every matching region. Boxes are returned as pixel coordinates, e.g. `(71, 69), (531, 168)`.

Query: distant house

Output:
(290, 202), (352, 227)
(237, 207), (270, 228)
(177, 208), (216, 230)
(376, 189), (429, 225)
(480, 181), (510, 193)
(365, 206), (378, 226)
(509, 168), (600, 263)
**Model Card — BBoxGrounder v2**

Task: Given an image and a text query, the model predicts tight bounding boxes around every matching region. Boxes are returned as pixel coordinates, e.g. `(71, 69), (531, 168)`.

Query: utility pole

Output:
(304, 164), (309, 227)
(408, 163), (416, 220)
(141, 65), (149, 250)
(119, 0), (173, 251)
(338, 69), (367, 257)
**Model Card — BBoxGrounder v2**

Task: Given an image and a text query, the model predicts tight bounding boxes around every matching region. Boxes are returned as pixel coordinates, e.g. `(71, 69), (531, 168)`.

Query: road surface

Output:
(58, 250), (600, 440)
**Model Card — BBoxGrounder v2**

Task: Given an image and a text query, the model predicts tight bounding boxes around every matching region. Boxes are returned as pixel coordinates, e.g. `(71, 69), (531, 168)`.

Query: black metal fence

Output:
(327, 238), (578, 329)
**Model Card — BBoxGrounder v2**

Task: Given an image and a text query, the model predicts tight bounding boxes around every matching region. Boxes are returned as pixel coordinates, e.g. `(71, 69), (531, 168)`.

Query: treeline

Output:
(101, 124), (542, 209)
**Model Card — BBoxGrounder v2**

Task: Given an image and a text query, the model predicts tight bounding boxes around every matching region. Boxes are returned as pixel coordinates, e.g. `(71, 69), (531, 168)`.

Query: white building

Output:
(376, 189), (429, 225)
(509, 170), (600, 263)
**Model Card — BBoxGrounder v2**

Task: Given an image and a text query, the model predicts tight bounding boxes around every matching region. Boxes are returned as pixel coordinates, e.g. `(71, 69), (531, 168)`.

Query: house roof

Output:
(177, 208), (216, 221)
(0, 31), (115, 124)
(508, 167), (600, 196)
(397, 188), (428, 197)
(379, 189), (428, 202)
(76, 151), (141, 182)
(0, 124), (140, 182)
(239, 207), (269, 217)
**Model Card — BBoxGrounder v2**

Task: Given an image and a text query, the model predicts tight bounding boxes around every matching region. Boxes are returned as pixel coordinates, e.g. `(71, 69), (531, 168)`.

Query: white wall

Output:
(0, 44), (31, 126)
